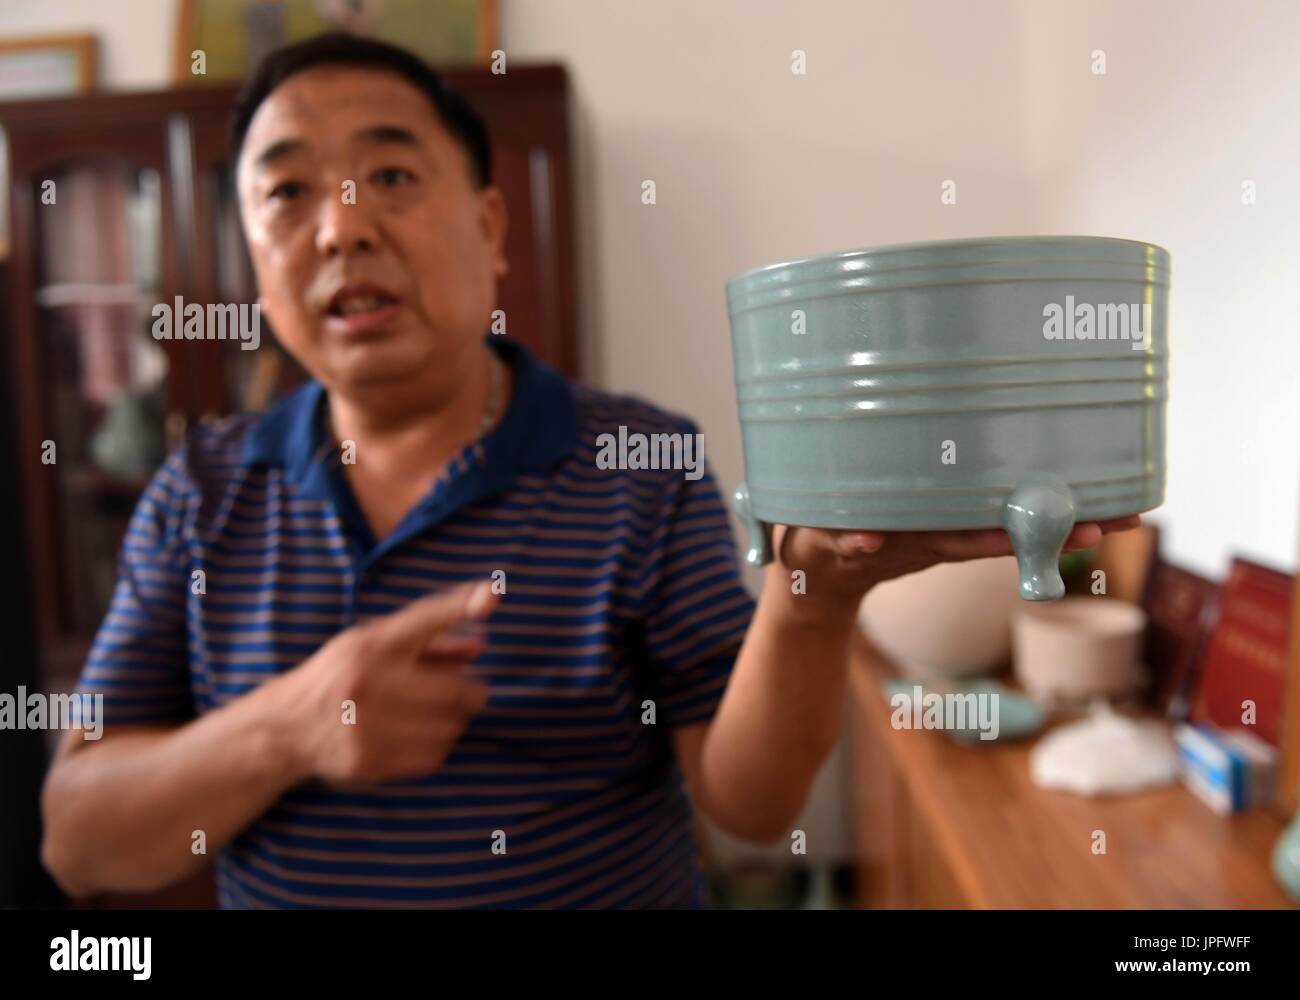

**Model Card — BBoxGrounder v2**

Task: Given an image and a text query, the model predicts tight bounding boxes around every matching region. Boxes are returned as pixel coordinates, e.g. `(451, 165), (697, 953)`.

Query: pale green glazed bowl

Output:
(725, 235), (1169, 600)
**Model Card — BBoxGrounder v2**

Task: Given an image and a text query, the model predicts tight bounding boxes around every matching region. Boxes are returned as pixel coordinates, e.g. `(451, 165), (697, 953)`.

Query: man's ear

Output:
(478, 185), (509, 279)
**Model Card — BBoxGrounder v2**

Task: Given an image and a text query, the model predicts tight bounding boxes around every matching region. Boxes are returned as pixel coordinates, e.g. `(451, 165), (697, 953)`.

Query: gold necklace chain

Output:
(478, 346), (504, 440)
(323, 347), (505, 452)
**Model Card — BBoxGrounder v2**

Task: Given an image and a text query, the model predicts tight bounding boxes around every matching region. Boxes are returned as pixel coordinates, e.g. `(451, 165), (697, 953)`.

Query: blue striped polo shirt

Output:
(73, 335), (757, 908)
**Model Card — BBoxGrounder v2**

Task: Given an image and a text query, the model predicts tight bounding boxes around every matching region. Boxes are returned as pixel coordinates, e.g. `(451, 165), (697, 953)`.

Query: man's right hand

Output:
(274, 580), (498, 784)
(43, 579), (499, 898)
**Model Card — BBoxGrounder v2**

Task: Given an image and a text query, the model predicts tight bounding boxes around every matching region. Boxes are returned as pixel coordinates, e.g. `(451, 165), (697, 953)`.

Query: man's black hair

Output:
(229, 32), (492, 187)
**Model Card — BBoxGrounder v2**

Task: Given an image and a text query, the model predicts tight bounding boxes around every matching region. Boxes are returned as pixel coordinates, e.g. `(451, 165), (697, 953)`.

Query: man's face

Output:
(236, 66), (507, 391)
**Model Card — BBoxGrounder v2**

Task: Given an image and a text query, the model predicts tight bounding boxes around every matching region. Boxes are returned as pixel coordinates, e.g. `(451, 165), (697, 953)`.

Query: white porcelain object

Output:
(859, 556), (1021, 679)
(1030, 702), (1179, 796)
(1013, 597), (1146, 705)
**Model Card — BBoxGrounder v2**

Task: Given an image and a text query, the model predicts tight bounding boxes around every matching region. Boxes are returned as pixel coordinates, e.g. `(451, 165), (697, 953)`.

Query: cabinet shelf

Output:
(35, 282), (158, 308)
(62, 465), (150, 499)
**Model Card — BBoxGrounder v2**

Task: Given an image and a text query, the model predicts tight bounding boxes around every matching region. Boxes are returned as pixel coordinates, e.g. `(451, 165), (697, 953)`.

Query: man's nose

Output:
(315, 192), (380, 256)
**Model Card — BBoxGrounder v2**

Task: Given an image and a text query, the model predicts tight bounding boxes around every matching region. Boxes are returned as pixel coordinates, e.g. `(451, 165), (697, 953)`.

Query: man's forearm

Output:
(41, 672), (309, 896)
(697, 570), (860, 843)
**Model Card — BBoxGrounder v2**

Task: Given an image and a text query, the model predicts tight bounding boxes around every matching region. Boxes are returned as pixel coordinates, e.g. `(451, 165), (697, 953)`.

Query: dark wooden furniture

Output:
(848, 628), (1295, 908)
(0, 66), (576, 907)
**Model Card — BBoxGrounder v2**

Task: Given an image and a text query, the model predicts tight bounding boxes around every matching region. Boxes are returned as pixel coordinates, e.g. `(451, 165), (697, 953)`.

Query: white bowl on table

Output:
(1012, 596), (1147, 706)
(858, 556), (1022, 680)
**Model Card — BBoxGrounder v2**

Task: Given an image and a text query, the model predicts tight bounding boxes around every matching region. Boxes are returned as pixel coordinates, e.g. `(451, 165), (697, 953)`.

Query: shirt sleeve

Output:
(74, 449), (196, 728)
(636, 444), (757, 729)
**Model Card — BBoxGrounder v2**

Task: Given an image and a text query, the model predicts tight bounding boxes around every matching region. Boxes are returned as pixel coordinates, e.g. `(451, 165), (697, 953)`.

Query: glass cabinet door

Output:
(31, 157), (172, 680)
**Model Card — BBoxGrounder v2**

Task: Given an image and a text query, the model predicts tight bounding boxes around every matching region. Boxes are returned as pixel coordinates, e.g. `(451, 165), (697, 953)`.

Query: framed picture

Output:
(0, 34), (97, 259)
(174, 0), (499, 84)
(0, 33), (97, 100)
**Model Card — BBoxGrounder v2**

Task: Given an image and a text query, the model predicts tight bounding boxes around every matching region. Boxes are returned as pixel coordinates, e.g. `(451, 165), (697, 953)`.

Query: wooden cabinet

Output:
(0, 66), (576, 907)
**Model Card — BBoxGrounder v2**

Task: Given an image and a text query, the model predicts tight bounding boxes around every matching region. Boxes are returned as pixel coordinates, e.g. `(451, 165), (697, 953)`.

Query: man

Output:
(41, 34), (1134, 908)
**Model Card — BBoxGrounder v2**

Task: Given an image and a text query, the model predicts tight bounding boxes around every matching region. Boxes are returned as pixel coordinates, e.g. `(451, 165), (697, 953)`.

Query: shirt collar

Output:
(241, 335), (578, 489)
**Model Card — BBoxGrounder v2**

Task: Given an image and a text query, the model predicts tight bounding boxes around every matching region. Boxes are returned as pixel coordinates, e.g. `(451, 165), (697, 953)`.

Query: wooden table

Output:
(847, 629), (1296, 908)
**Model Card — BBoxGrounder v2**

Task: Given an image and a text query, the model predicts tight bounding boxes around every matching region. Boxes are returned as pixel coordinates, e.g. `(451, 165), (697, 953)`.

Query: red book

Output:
(1142, 560), (1219, 716)
(1192, 558), (1294, 747)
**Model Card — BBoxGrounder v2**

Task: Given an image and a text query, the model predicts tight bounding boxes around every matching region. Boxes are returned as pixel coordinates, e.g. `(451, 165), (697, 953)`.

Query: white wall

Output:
(1020, 0), (1300, 577)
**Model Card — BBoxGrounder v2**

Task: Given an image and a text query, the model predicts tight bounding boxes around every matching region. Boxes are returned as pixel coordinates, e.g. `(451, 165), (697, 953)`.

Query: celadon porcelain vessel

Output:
(725, 235), (1169, 600)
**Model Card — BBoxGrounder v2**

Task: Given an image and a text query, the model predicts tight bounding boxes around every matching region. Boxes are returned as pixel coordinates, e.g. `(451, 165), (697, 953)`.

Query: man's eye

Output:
(373, 167), (416, 188)
(268, 180), (305, 203)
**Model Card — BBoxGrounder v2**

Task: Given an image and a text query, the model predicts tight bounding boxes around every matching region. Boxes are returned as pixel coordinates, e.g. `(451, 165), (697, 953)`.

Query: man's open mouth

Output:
(327, 283), (401, 317)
